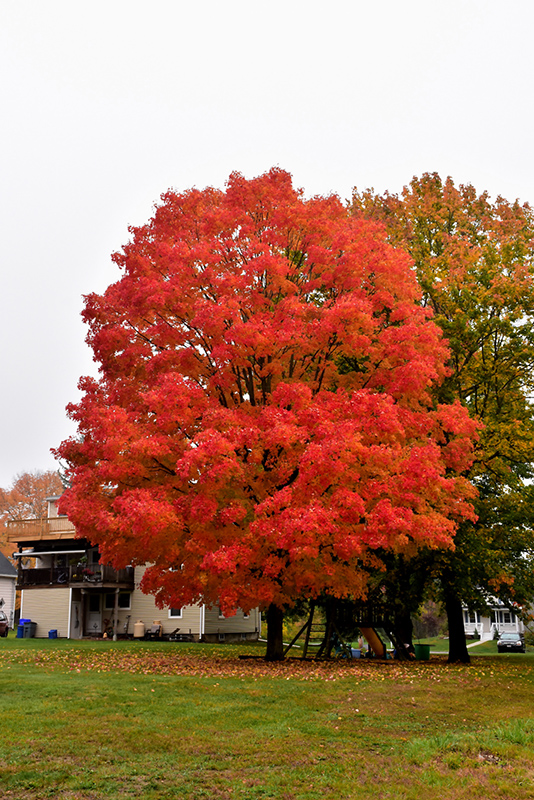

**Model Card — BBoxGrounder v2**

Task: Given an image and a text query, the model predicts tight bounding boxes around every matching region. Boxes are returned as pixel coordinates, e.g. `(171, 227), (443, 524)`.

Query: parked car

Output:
(497, 632), (525, 653)
(0, 610), (9, 637)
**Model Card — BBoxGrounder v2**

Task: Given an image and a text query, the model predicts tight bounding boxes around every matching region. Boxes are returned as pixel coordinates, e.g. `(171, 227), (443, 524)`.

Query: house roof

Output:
(0, 552), (16, 578)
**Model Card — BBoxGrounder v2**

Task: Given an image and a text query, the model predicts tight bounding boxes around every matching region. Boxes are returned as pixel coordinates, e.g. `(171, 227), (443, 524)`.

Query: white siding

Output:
(0, 576), (17, 628)
(204, 606), (260, 636)
(130, 567), (201, 636)
(130, 568), (260, 638)
(21, 587), (70, 638)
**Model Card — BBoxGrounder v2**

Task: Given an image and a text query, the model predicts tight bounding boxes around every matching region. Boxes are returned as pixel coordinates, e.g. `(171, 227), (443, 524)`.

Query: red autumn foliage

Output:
(56, 168), (477, 616)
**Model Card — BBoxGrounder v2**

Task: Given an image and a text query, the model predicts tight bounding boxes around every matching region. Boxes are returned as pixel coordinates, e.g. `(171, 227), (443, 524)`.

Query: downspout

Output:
(67, 587), (73, 640)
(201, 604), (205, 640)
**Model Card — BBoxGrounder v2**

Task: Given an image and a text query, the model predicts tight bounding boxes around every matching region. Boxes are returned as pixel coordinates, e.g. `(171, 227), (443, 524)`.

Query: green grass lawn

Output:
(1, 635), (534, 799)
(421, 637), (533, 656)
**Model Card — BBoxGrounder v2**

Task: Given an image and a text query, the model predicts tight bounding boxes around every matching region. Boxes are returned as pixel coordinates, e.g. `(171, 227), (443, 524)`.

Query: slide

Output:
(359, 627), (386, 658)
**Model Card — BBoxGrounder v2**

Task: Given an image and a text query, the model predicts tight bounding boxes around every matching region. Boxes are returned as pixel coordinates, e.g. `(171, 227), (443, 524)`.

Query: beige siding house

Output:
(7, 497), (261, 642)
(21, 587), (71, 638)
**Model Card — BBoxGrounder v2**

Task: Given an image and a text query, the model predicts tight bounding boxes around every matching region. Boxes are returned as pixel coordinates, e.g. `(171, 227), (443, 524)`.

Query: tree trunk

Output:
(445, 589), (470, 664)
(265, 603), (284, 661)
(394, 610), (414, 655)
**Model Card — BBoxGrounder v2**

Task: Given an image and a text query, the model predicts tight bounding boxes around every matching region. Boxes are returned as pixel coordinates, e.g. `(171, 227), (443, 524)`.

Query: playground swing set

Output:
(282, 600), (414, 660)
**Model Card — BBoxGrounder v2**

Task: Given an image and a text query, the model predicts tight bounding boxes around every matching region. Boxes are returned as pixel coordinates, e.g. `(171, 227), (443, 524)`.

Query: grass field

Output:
(1, 635), (534, 799)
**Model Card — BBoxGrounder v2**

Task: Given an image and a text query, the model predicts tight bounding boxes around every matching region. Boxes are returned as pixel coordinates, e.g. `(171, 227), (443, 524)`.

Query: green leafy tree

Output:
(351, 173), (534, 662)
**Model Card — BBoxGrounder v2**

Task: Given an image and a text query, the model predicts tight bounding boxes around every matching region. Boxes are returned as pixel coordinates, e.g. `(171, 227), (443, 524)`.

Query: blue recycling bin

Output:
(48, 629), (58, 639)
(17, 618), (31, 638)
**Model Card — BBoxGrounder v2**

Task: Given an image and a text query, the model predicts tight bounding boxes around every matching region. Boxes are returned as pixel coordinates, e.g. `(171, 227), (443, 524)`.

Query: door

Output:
(86, 593), (102, 635)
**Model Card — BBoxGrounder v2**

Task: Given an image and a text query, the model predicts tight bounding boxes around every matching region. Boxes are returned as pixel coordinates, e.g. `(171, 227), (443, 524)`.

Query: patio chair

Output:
(145, 623), (162, 640)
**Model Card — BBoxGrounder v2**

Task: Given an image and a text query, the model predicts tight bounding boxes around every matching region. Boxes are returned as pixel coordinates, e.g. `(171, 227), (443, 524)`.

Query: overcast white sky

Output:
(1, 0), (533, 488)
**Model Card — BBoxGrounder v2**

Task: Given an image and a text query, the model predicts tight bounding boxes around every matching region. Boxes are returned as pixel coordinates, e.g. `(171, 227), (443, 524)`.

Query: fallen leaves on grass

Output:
(0, 647), (532, 684)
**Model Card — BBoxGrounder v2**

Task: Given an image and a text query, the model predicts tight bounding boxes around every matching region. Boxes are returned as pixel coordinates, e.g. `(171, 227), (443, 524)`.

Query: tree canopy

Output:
(57, 169), (477, 657)
(352, 173), (534, 661)
(0, 469), (64, 556)
(0, 470), (63, 523)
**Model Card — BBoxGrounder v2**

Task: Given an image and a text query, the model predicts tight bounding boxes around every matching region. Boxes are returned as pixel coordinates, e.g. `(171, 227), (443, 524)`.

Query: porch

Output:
(6, 516), (76, 543)
(17, 564), (135, 589)
(463, 607), (524, 642)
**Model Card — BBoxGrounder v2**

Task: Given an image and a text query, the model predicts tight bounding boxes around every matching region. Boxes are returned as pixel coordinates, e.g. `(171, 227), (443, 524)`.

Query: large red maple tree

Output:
(56, 169), (477, 658)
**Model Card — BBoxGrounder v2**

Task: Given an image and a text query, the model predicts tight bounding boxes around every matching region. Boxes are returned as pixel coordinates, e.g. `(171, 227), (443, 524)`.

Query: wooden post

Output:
(80, 589), (87, 637)
(16, 550), (23, 586)
(113, 588), (119, 642)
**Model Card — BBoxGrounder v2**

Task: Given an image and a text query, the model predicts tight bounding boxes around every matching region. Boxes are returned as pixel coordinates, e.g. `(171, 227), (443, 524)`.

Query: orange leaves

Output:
(56, 168), (478, 615)
(0, 470), (64, 527)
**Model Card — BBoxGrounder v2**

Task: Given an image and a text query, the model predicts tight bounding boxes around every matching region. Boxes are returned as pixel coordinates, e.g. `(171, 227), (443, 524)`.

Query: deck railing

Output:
(17, 564), (135, 588)
(6, 517), (76, 542)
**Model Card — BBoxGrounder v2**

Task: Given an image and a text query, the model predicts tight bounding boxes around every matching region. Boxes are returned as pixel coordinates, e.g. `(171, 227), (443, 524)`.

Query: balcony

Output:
(17, 564), (135, 589)
(7, 517), (76, 543)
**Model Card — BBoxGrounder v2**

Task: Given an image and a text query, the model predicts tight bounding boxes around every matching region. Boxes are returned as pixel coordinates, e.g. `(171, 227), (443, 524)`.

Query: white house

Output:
(7, 496), (261, 641)
(463, 599), (525, 642)
(0, 552), (17, 629)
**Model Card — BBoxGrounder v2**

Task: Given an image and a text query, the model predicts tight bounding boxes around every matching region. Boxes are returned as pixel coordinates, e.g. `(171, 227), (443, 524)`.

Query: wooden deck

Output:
(17, 564), (135, 589)
(6, 517), (76, 543)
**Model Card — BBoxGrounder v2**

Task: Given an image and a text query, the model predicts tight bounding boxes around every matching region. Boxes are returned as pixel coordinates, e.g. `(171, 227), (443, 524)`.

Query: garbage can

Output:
(351, 648), (361, 659)
(23, 622), (37, 638)
(414, 643), (430, 661)
(17, 619), (31, 639)
(48, 629), (58, 639)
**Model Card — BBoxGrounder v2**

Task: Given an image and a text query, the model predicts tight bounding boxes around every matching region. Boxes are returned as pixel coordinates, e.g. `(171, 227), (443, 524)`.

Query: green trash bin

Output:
(414, 643), (430, 661)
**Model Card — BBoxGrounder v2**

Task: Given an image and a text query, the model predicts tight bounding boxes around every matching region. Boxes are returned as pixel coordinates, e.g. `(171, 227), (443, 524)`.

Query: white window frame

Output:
(168, 607), (182, 619)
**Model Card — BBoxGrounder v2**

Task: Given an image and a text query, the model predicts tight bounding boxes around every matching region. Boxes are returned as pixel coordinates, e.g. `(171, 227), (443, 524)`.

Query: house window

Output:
(504, 611), (511, 624)
(243, 612), (249, 619)
(218, 606), (237, 619)
(464, 611), (477, 624)
(169, 608), (182, 619)
(105, 592), (131, 610)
